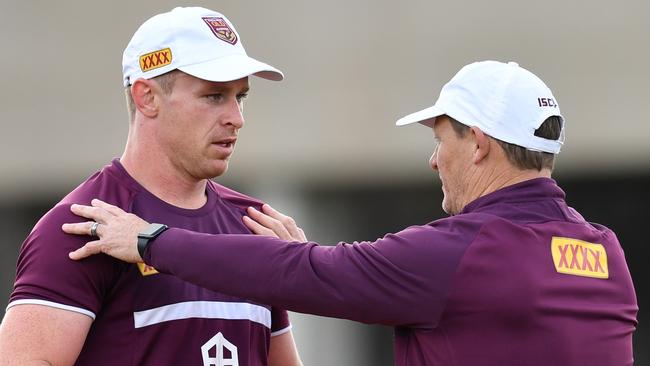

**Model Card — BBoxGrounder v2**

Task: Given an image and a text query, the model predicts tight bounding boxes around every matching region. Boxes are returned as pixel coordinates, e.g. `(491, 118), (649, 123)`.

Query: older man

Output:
(61, 61), (638, 365)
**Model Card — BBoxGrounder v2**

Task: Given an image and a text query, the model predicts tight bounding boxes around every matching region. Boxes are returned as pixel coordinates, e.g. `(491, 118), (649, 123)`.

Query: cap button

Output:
(508, 61), (519, 67)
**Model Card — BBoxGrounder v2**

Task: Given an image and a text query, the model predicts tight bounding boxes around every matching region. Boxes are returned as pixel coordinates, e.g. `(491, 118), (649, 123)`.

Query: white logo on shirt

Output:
(201, 332), (239, 366)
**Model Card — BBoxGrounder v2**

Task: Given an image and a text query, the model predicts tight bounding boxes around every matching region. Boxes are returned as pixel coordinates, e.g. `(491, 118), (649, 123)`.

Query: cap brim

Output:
(395, 105), (444, 127)
(179, 53), (284, 82)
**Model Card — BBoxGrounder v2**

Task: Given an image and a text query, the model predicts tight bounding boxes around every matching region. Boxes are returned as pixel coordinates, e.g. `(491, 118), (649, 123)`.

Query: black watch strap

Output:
(137, 223), (168, 259)
(137, 236), (150, 259)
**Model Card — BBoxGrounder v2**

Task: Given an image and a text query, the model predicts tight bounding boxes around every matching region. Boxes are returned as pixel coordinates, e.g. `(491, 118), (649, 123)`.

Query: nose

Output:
(429, 144), (439, 171)
(224, 98), (245, 129)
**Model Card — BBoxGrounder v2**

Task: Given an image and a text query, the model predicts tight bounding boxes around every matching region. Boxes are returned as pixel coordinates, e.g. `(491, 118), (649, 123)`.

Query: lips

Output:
(212, 137), (237, 147)
(211, 137), (237, 156)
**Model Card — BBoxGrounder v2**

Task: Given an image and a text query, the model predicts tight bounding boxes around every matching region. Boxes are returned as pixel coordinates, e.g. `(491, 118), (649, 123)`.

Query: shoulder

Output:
(11, 164), (135, 312)
(370, 213), (499, 265)
(207, 180), (264, 211)
(370, 213), (493, 263)
(33, 166), (136, 235)
(408, 212), (496, 245)
(429, 212), (494, 233)
(21, 163), (138, 266)
(59, 162), (139, 209)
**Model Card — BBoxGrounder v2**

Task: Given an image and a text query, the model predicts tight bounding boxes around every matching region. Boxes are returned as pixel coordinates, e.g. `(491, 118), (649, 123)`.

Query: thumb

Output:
(69, 240), (102, 261)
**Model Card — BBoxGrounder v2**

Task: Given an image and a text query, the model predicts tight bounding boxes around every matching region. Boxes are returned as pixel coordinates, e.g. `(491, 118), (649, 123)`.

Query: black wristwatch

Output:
(137, 223), (168, 259)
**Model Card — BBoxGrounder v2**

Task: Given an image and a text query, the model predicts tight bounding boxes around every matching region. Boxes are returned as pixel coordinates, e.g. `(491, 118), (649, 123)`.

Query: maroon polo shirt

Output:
(9, 159), (290, 365)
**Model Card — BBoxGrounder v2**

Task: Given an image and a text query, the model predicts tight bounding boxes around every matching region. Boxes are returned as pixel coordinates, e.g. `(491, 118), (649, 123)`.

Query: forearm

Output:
(147, 230), (351, 318)
(145, 228), (444, 326)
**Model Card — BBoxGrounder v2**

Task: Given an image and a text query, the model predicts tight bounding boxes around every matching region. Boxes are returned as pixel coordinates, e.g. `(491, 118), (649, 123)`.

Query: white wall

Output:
(1, 0), (649, 199)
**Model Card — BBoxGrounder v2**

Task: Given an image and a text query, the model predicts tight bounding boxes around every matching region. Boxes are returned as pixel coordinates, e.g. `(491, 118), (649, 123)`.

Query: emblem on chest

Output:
(137, 262), (159, 276)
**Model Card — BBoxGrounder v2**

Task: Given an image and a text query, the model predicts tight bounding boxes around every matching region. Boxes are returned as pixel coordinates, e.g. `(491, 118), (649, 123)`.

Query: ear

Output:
(130, 79), (159, 118)
(470, 126), (490, 164)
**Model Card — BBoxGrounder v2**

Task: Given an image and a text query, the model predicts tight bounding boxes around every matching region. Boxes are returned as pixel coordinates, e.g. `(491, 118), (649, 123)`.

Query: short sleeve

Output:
(270, 306), (291, 336)
(8, 204), (121, 318)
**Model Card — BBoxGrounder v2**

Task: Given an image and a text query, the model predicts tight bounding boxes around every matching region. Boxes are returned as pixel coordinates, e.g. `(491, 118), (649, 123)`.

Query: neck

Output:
(479, 168), (550, 198)
(121, 133), (208, 210)
(461, 163), (551, 211)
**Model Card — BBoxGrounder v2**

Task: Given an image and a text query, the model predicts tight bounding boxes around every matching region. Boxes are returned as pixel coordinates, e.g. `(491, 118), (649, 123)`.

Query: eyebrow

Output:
(202, 82), (250, 94)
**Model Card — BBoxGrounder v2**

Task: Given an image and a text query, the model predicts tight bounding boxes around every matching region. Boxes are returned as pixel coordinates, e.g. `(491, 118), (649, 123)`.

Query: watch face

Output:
(140, 223), (167, 237)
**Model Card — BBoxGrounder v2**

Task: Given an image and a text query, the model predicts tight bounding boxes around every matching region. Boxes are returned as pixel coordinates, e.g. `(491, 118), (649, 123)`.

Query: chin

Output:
(201, 162), (229, 179)
(441, 197), (458, 216)
(441, 198), (450, 214)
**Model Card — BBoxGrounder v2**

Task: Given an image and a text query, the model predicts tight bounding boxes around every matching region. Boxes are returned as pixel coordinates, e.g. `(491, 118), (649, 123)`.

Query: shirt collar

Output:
(460, 177), (565, 214)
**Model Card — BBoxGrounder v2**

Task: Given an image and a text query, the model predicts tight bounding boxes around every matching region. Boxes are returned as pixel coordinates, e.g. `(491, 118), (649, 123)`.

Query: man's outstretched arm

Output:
(63, 199), (461, 327)
(64, 200), (306, 263)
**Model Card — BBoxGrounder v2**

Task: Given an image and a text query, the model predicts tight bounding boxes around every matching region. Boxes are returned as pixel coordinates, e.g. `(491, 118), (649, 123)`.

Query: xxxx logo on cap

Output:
(202, 17), (238, 45)
(139, 48), (172, 72)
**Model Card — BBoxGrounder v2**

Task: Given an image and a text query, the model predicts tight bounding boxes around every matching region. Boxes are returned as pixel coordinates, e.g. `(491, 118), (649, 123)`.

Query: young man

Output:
(0, 7), (301, 366)
(61, 61), (638, 365)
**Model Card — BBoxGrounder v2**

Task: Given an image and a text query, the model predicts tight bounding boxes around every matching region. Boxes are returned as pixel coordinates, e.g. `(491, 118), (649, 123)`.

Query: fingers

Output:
(261, 204), (307, 242)
(245, 205), (308, 242)
(297, 228), (307, 242)
(246, 206), (292, 240)
(70, 204), (112, 224)
(91, 199), (126, 216)
(242, 216), (281, 238)
(260, 204), (291, 223)
(68, 240), (102, 261)
(62, 221), (98, 236)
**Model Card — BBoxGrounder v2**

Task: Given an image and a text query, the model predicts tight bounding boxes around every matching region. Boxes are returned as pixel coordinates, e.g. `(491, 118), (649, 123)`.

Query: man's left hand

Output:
(244, 204), (307, 242)
(62, 199), (149, 263)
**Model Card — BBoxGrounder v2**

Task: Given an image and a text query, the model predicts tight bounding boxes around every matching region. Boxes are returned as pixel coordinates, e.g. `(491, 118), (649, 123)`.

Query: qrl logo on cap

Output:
(139, 48), (172, 72)
(202, 17), (238, 45)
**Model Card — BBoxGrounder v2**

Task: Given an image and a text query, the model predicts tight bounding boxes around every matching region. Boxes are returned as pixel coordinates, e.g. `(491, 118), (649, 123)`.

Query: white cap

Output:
(396, 61), (564, 153)
(122, 7), (283, 87)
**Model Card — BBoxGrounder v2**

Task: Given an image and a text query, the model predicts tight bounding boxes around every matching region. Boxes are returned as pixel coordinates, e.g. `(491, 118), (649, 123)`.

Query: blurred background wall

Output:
(1, 0), (648, 364)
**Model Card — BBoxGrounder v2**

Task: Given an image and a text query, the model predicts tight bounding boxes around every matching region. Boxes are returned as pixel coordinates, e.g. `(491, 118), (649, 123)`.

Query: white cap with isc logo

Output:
(122, 7), (283, 87)
(396, 61), (564, 154)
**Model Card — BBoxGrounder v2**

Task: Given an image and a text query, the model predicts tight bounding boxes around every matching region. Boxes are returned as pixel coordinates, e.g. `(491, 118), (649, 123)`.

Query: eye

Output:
(236, 93), (248, 102)
(206, 94), (224, 102)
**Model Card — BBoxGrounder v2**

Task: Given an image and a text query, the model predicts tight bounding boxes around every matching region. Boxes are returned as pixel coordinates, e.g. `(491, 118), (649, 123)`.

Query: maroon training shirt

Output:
(144, 178), (638, 366)
(8, 159), (290, 365)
